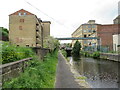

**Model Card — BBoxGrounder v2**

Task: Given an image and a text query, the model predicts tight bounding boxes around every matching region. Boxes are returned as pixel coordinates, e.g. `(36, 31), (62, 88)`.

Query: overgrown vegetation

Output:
(80, 50), (100, 59)
(1, 42), (35, 64)
(61, 49), (67, 58)
(3, 50), (58, 88)
(72, 41), (81, 56)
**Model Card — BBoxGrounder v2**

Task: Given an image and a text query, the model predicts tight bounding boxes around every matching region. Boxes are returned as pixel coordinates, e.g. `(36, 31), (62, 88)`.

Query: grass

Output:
(3, 50), (58, 88)
(76, 76), (87, 80)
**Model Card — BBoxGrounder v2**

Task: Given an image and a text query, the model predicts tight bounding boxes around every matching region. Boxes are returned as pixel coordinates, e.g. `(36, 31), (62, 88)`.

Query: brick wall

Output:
(97, 24), (120, 50)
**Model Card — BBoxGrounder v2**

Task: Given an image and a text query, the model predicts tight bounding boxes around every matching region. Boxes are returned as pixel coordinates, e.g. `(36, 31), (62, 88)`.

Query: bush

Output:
(80, 51), (100, 59)
(92, 51), (100, 59)
(1, 42), (35, 64)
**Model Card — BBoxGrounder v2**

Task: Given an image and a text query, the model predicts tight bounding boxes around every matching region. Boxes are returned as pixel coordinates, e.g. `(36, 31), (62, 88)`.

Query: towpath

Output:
(55, 52), (83, 88)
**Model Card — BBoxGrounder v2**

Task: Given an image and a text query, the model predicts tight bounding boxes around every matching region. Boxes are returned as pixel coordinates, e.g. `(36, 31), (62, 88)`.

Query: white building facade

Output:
(113, 34), (120, 52)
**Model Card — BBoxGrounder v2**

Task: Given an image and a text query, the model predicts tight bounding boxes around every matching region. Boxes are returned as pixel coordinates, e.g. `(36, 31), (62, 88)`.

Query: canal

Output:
(68, 56), (120, 88)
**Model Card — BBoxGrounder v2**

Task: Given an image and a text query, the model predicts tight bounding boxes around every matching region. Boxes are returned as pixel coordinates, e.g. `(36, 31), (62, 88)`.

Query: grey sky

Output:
(0, 0), (119, 43)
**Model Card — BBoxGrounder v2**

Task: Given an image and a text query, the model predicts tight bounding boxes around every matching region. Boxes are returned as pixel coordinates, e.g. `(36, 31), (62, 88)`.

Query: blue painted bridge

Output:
(56, 37), (99, 40)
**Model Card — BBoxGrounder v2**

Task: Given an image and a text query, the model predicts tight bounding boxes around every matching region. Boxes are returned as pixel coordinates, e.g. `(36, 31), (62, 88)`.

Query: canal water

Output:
(68, 56), (120, 88)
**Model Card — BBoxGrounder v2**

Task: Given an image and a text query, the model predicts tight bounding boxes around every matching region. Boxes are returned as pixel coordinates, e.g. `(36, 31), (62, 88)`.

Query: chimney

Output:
(87, 20), (95, 24)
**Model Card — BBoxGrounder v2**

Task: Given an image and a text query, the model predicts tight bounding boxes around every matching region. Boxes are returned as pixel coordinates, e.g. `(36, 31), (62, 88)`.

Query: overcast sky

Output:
(0, 0), (119, 43)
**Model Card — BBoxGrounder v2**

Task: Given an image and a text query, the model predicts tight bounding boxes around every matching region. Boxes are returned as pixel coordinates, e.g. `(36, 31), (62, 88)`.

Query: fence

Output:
(83, 45), (110, 53)
(0, 57), (32, 85)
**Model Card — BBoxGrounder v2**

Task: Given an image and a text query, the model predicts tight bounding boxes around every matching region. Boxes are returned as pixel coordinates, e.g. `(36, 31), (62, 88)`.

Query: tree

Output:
(72, 40), (81, 56)
(43, 36), (60, 51)
(0, 27), (9, 41)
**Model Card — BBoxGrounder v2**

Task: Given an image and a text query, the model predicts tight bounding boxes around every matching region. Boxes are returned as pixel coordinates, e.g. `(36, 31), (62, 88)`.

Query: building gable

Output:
(9, 9), (35, 16)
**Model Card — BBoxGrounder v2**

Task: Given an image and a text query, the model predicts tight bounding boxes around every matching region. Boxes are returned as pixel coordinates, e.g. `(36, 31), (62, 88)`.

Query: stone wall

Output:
(100, 53), (120, 62)
(87, 51), (120, 62)
(32, 47), (50, 60)
(0, 57), (32, 85)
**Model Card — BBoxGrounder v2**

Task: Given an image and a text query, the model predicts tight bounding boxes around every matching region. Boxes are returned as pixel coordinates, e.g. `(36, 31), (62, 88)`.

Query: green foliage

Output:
(91, 52), (100, 59)
(1, 42), (35, 64)
(61, 49), (67, 58)
(0, 27), (9, 37)
(43, 36), (60, 51)
(80, 51), (100, 59)
(3, 50), (58, 88)
(66, 43), (72, 48)
(80, 51), (90, 57)
(72, 41), (81, 56)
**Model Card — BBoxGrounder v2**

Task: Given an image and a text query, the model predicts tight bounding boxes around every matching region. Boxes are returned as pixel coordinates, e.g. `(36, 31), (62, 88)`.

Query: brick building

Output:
(9, 9), (51, 47)
(97, 24), (120, 50)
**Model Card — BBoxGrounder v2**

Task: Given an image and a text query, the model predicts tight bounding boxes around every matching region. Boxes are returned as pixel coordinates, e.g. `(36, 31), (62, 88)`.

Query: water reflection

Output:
(69, 56), (119, 88)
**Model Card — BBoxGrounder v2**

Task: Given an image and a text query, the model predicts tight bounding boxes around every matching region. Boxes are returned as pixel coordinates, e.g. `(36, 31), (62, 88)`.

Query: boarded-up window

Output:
(19, 26), (22, 30)
(20, 19), (24, 22)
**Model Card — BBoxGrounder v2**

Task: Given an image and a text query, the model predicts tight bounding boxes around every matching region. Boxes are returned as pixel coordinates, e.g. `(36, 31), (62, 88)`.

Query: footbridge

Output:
(56, 37), (99, 40)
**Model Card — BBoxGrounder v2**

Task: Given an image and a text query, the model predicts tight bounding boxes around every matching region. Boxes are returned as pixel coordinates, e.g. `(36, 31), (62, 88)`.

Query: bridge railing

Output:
(56, 37), (99, 40)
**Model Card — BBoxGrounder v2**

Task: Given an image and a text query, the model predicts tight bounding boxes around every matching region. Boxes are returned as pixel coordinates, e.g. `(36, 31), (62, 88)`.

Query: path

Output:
(55, 52), (83, 88)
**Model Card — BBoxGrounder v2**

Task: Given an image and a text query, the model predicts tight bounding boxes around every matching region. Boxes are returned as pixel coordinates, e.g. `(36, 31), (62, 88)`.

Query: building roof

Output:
(114, 15), (120, 20)
(9, 9), (35, 16)
(42, 21), (51, 24)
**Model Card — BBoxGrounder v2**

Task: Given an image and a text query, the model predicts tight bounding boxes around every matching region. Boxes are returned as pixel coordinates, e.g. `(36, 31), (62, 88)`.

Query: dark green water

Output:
(69, 56), (120, 88)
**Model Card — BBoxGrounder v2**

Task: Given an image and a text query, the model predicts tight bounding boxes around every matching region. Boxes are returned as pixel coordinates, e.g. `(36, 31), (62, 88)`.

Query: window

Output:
(36, 23), (39, 26)
(89, 42), (91, 45)
(18, 12), (22, 16)
(93, 30), (96, 33)
(88, 30), (92, 32)
(36, 36), (39, 38)
(88, 25), (91, 28)
(20, 19), (24, 22)
(17, 45), (19, 47)
(23, 12), (27, 16)
(83, 25), (86, 28)
(26, 45), (29, 47)
(19, 26), (22, 30)
(92, 25), (96, 28)
(84, 35), (87, 37)
(83, 30), (87, 32)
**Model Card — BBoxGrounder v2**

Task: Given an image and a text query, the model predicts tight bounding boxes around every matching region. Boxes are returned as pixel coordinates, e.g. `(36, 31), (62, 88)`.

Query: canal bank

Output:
(55, 51), (91, 88)
(82, 51), (120, 62)
(100, 53), (120, 62)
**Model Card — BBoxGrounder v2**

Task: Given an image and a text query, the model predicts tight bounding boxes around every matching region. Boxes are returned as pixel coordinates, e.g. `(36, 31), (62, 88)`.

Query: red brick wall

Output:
(97, 24), (120, 50)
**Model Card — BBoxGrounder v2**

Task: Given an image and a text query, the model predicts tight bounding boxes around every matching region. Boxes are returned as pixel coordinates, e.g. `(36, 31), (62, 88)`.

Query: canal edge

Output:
(59, 51), (91, 88)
